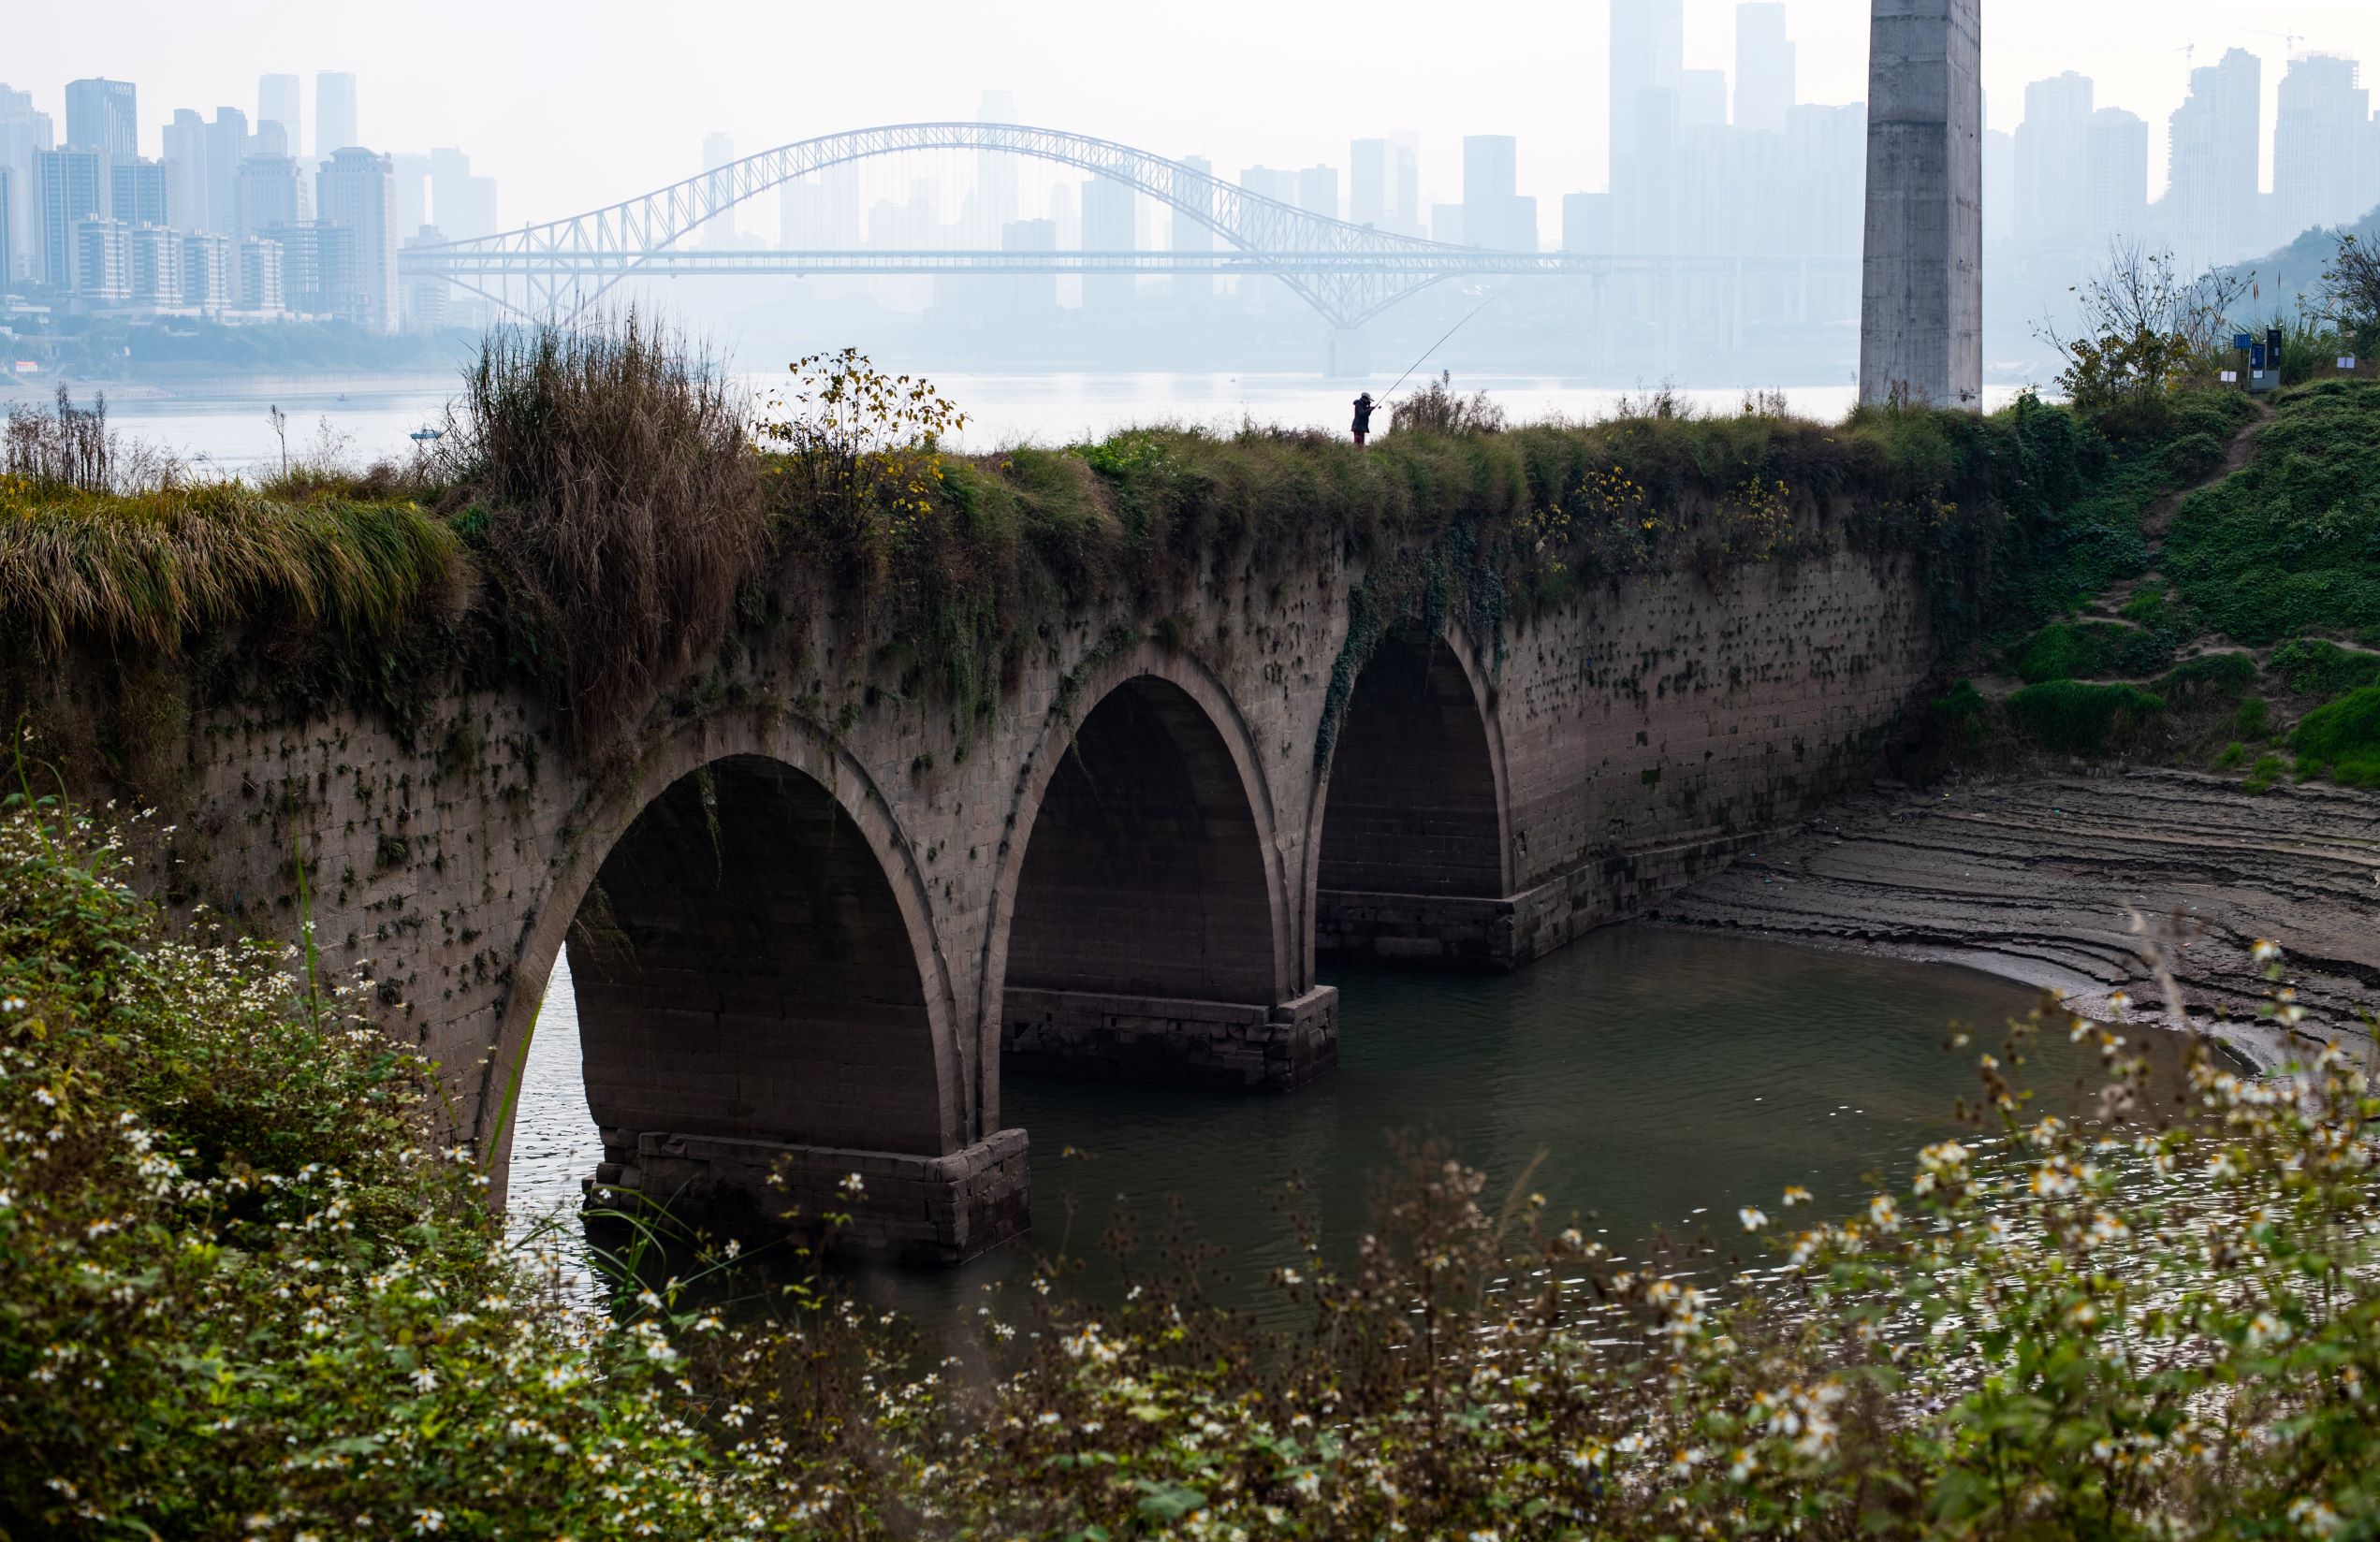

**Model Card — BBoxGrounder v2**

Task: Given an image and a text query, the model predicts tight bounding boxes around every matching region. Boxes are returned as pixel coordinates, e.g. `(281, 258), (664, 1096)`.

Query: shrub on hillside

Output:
(2155, 649), (2261, 704)
(2291, 684), (2380, 788)
(2271, 637), (2380, 700)
(2164, 381), (2380, 646)
(2006, 678), (2167, 755)
(2008, 618), (2178, 683)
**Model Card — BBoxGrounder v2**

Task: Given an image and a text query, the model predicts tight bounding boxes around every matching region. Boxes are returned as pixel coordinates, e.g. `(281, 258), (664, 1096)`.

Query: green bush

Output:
(2270, 636), (2380, 699)
(2156, 650), (2261, 703)
(2164, 381), (2380, 645)
(2291, 683), (2380, 788)
(0, 798), (785, 1535)
(2009, 618), (2177, 683)
(2006, 678), (2167, 754)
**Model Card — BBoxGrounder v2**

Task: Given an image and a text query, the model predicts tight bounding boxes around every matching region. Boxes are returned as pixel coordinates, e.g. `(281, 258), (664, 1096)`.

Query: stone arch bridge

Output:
(110, 538), (1932, 1261)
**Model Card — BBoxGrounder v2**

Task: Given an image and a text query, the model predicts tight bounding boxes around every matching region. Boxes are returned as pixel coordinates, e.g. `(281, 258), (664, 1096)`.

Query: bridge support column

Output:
(1327, 327), (1372, 378)
(590, 1127), (1030, 1266)
(1002, 985), (1338, 1090)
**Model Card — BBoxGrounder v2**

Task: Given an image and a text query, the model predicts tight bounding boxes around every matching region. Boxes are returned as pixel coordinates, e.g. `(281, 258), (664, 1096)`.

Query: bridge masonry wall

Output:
(1317, 547), (1935, 969)
(54, 536), (1934, 1262)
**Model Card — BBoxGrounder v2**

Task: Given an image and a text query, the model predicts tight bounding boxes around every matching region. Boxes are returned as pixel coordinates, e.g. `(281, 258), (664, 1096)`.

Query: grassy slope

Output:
(2163, 380), (2380, 647)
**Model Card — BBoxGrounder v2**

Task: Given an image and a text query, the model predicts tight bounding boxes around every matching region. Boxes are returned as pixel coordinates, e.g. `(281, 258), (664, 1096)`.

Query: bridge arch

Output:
(479, 719), (967, 1223)
(419, 122), (1460, 328)
(1308, 621), (1518, 967)
(984, 638), (1325, 1091)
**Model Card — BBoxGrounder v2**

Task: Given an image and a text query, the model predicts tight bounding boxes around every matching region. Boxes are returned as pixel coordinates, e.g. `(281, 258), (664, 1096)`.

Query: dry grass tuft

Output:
(0, 479), (462, 657)
(445, 312), (766, 742)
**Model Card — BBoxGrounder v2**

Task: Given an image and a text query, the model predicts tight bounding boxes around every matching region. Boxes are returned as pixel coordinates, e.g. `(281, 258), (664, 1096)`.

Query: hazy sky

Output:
(13, 0), (2380, 226)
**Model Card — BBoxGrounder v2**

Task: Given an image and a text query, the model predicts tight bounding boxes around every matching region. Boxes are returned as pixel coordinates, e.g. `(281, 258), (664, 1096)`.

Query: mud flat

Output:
(1654, 770), (2380, 1068)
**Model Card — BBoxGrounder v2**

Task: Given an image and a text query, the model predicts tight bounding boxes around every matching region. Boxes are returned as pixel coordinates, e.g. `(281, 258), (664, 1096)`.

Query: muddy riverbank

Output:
(1654, 769), (2380, 1068)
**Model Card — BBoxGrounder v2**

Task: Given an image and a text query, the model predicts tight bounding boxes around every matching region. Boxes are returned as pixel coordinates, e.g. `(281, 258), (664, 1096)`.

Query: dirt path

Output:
(1652, 770), (2380, 1067)
(2142, 403), (2270, 543)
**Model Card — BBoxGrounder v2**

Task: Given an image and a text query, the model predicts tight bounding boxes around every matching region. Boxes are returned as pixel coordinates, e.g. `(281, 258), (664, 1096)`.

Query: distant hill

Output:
(2223, 207), (2380, 318)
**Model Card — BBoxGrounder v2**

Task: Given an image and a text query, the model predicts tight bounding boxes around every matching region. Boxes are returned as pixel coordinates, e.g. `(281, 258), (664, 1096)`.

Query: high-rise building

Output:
(1680, 70), (1730, 129)
(1351, 136), (1421, 234)
(1240, 166), (1295, 204)
(162, 109), (209, 236)
(2085, 109), (2149, 242)
(996, 216), (1056, 314)
(110, 157), (170, 227)
(1735, 3), (1797, 137)
(1463, 135), (1533, 249)
(699, 133), (737, 247)
(237, 233), (285, 311)
(392, 153), (430, 234)
(315, 73), (358, 157)
(183, 230), (233, 312)
(65, 79), (137, 160)
(1297, 165), (1338, 220)
(1611, 0), (1684, 251)
(1351, 138), (1394, 227)
(315, 146), (396, 329)
(0, 86), (51, 285)
(1171, 153), (1213, 302)
(1982, 126), (2015, 243)
(1611, 0), (1685, 173)
(2166, 49), (2262, 269)
(267, 220), (356, 317)
(976, 89), (1018, 242)
(37, 147), (107, 287)
(258, 74), (302, 158)
(1787, 102), (1866, 258)
(1080, 174), (1134, 309)
(235, 155), (306, 239)
(0, 167), (11, 294)
(2015, 72), (2094, 250)
(205, 109), (251, 234)
(128, 222), (183, 306)
(429, 153), (498, 241)
(74, 216), (131, 301)
(2275, 54), (2372, 240)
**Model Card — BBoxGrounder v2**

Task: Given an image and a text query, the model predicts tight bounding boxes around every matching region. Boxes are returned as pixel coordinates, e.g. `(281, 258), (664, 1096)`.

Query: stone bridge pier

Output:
(76, 540), (1933, 1264)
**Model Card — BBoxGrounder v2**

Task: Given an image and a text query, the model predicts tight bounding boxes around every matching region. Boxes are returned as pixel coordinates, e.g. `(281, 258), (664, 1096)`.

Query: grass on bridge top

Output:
(0, 320), (2243, 747)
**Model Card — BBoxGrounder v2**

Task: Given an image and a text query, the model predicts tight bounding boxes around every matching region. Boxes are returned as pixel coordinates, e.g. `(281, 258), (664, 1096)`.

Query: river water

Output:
(504, 925), (2154, 1324)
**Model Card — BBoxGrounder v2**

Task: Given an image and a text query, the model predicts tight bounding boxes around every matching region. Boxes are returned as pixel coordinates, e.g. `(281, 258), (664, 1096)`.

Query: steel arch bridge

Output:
(400, 122), (1508, 329)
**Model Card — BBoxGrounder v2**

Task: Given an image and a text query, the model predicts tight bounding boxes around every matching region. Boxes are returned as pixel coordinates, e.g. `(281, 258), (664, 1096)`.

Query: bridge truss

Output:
(396, 123), (1854, 330)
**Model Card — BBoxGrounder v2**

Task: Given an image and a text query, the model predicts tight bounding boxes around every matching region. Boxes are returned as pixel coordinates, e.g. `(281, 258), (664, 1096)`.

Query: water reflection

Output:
(511, 926), (2177, 1326)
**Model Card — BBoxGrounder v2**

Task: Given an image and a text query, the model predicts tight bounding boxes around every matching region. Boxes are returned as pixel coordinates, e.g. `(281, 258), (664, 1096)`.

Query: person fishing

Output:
(1351, 391), (1380, 447)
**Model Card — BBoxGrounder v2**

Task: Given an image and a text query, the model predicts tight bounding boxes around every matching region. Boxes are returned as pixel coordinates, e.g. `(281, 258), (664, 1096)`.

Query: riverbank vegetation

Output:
(1915, 231), (2380, 789)
(7, 791), (2380, 1536)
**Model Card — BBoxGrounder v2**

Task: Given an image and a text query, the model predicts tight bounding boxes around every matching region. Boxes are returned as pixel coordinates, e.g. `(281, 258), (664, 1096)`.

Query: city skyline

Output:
(11, 0), (2380, 234)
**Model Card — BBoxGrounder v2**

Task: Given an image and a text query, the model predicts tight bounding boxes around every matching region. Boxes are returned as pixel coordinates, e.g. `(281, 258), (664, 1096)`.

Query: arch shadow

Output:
(1307, 623), (1521, 969)
(479, 722), (1021, 1263)
(981, 640), (1334, 1094)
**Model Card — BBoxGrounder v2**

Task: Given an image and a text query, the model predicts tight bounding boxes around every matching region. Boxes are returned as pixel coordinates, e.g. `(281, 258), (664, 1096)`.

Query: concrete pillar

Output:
(1859, 0), (1983, 410)
(1327, 327), (1373, 378)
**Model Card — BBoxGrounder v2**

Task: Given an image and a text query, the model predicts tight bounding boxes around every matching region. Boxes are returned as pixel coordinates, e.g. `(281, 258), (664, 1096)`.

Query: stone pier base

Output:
(1321, 830), (1775, 972)
(1001, 985), (1339, 1089)
(588, 1127), (1029, 1265)
(1317, 890), (1522, 969)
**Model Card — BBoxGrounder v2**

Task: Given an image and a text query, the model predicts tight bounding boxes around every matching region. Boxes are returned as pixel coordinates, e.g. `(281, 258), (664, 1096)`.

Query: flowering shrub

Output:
(0, 797), (796, 1536)
(7, 792), (2379, 1537)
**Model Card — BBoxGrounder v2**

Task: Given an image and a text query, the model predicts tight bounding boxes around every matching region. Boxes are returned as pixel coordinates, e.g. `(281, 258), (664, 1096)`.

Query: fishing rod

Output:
(1382, 291), (1501, 402)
